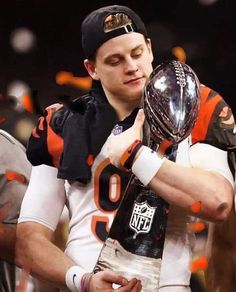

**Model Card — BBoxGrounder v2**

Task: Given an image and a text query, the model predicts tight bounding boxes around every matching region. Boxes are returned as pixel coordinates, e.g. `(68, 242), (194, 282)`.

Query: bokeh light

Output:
(10, 27), (36, 53)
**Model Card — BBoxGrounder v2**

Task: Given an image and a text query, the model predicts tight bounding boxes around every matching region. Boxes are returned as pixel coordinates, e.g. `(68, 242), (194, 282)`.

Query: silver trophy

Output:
(143, 60), (200, 146)
(94, 60), (201, 291)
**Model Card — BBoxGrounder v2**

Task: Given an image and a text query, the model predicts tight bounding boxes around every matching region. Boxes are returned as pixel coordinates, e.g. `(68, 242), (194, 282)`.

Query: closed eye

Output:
(131, 48), (143, 58)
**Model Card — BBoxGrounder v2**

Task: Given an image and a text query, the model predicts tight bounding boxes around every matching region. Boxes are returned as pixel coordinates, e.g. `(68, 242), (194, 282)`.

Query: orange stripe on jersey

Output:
(45, 104), (64, 167)
(191, 86), (222, 143)
(159, 140), (173, 156)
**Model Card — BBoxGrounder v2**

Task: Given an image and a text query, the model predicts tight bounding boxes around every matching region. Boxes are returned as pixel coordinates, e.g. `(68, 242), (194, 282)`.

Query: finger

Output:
(130, 279), (142, 292)
(133, 109), (145, 130)
(117, 278), (140, 292)
(102, 270), (128, 286)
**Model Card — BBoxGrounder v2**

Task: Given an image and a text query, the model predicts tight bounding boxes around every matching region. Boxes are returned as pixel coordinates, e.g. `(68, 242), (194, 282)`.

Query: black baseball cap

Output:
(81, 5), (148, 58)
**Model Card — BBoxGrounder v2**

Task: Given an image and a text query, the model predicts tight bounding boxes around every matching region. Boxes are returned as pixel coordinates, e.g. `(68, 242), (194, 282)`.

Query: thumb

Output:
(133, 108), (145, 131)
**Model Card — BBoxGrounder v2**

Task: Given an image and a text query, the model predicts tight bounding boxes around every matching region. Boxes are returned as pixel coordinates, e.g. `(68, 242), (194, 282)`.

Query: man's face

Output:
(93, 33), (153, 105)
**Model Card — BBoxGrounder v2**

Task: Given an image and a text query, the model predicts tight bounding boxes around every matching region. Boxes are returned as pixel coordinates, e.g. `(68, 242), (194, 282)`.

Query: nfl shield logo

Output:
(112, 124), (123, 135)
(129, 201), (156, 237)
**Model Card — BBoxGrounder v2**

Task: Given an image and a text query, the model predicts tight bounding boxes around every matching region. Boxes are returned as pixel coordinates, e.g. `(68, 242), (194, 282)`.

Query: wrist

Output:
(119, 139), (143, 171)
(65, 266), (92, 292)
(132, 146), (165, 186)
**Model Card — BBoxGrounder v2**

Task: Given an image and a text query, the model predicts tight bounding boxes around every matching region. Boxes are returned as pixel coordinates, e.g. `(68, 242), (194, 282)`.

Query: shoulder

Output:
(0, 130), (27, 165)
(0, 129), (25, 151)
(0, 131), (31, 189)
(26, 103), (65, 167)
(47, 94), (96, 134)
(191, 85), (236, 150)
(26, 94), (95, 168)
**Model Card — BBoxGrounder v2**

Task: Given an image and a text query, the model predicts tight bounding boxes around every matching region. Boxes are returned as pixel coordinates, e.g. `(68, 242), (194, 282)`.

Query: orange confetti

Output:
(190, 256), (208, 273)
(191, 201), (202, 213)
(87, 154), (94, 166)
(22, 94), (34, 113)
(172, 46), (187, 63)
(5, 170), (27, 184)
(72, 76), (92, 91)
(56, 71), (92, 91)
(56, 71), (73, 85)
(187, 222), (206, 233)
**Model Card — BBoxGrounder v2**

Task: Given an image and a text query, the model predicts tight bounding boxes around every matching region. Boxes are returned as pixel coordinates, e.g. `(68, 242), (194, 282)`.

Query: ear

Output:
(84, 59), (99, 80)
(146, 38), (154, 63)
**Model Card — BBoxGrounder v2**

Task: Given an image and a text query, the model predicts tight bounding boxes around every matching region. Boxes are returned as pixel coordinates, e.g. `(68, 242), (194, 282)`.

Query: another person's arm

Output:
(0, 131), (31, 263)
(0, 222), (16, 263)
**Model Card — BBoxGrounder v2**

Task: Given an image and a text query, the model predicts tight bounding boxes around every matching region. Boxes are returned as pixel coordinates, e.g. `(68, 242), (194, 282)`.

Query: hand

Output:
(88, 270), (142, 292)
(107, 109), (145, 168)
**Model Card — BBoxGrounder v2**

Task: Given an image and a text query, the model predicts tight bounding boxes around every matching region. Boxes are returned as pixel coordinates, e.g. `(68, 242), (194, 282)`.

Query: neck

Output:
(109, 97), (140, 120)
(102, 88), (141, 120)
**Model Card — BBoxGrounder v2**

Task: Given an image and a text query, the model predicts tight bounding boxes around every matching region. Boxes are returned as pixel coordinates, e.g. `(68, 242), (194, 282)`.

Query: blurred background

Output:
(0, 0), (235, 145)
(1, 1), (235, 291)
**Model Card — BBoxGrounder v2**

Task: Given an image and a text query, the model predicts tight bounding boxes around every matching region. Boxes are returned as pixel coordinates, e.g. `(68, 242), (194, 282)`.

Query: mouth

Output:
(124, 76), (144, 84)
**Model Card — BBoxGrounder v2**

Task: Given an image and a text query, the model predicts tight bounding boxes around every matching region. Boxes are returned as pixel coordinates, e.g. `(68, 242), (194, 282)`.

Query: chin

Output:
(128, 94), (142, 105)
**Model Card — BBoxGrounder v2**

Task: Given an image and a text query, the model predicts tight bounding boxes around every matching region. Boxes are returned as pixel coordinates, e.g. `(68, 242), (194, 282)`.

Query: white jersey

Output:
(18, 86), (236, 290)
(18, 135), (234, 281)
(19, 136), (130, 272)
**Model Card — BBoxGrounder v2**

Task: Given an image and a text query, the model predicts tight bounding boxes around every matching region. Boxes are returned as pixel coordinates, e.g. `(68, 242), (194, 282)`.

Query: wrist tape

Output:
(119, 139), (143, 170)
(65, 266), (91, 292)
(132, 146), (165, 186)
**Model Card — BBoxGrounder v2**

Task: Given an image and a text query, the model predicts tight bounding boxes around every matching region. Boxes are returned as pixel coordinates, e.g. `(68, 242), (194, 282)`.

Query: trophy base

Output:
(94, 237), (161, 291)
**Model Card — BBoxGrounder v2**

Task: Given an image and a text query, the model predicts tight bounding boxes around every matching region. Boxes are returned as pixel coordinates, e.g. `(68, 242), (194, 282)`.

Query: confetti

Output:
(5, 170), (27, 184)
(190, 256), (208, 272)
(87, 154), (94, 166)
(191, 201), (202, 213)
(187, 222), (206, 233)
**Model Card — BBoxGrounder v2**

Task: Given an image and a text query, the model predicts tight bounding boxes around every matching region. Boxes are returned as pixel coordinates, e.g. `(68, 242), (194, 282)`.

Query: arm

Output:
(16, 165), (141, 291)
(15, 164), (72, 289)
(16, 221), (75, 289)
(0, 192), (16, 263)
(0, 223), (16, 263)
(107, 109), (234, 222)
(147, 150), (233, 222)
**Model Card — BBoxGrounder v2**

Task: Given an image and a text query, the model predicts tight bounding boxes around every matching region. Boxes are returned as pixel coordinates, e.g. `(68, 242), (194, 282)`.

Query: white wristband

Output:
(65, 266), (86, 292)
(132, 146), (165, 186)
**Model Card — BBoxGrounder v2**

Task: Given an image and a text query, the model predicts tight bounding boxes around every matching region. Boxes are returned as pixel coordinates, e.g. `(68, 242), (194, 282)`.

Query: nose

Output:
(124, 57), (138, 74)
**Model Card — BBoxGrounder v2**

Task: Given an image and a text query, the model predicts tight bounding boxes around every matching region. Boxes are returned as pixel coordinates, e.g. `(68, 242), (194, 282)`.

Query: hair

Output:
(103, 13), (132, 32)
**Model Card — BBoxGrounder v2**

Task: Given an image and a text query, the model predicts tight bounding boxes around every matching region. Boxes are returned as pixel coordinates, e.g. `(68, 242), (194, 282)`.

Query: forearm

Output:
(16, 223), (74, 290)
(0, 224), (16, 263)
(148, 159), (234, 221)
